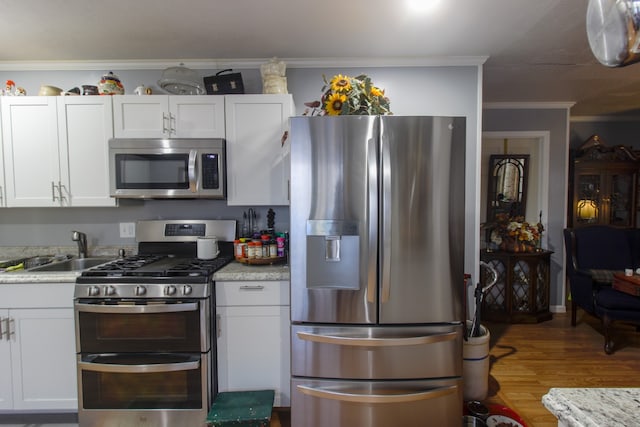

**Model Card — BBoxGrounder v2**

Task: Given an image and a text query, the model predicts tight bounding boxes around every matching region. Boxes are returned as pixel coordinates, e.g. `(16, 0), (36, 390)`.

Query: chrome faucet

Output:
(72, 231), (88, 259)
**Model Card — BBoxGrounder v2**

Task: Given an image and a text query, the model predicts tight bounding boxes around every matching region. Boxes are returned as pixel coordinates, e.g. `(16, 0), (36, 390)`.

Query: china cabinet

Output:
(112, 95), (225, 138)
(569, 135), (640, 228)
(224, 94), (293, 206)
(1, 96), (115, 207)
(215, 280), (290, 407)
(480, 250), (553, 323)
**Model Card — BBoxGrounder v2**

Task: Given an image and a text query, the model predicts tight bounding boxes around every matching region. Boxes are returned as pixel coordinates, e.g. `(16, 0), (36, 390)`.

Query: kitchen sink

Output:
(27, 257), (115, 272)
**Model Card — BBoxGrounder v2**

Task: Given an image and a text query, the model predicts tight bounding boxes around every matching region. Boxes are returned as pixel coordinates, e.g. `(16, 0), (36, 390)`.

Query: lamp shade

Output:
(577, 199), (598, 220)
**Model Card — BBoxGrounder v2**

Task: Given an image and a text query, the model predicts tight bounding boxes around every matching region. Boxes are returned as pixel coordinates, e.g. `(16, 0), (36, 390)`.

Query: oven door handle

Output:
(75, 302), (198, 314)
(78, 356), (200, 374)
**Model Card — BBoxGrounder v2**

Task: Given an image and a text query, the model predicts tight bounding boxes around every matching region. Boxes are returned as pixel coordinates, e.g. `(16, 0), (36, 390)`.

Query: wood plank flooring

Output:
(482, 311), (640, 427)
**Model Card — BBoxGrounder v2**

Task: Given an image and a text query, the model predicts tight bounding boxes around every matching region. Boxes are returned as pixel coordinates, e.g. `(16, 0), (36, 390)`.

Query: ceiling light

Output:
(405, 0), (441, 13)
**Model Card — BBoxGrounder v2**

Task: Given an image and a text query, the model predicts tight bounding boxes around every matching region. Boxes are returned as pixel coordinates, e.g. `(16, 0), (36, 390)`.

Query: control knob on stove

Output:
(182, 285), (193, 295)
(88, 286), (100, 297)
(164, 285), (177, 296)
(104, 285), (116, 296)
(135, 285), (147, 296)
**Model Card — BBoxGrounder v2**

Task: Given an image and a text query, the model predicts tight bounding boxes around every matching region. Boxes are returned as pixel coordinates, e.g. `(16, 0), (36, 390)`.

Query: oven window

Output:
(80, 354), (204, 410)
(77, 302), (207, 353)
(115, 153), (190, 189)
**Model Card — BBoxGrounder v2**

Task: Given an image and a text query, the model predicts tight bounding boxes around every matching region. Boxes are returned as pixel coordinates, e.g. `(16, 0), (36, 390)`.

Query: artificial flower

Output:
(303, 73), (392, 116)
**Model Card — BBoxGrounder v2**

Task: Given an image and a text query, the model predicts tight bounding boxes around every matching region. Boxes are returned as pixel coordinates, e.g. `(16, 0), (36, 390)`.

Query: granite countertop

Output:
(0, 257), (289, 284)
(213, 260), (290, 281)
(542, 388), (640, 427)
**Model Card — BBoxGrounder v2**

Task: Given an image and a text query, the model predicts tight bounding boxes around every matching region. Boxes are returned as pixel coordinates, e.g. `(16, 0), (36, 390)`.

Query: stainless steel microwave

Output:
(109, 138), (226, 199)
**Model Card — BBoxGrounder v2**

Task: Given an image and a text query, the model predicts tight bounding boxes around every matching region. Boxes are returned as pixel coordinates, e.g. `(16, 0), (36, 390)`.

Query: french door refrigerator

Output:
(290, 115), (466, 427)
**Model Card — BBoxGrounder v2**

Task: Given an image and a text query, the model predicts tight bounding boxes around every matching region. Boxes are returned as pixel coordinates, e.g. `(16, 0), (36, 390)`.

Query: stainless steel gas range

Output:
(73, 219), (235, 427)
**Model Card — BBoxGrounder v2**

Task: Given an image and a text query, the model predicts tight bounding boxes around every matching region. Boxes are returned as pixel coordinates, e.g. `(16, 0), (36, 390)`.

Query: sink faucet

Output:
(72, 231), (87, 259)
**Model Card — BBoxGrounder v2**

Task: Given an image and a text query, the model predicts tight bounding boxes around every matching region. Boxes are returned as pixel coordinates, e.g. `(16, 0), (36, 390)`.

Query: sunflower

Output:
(370, 86), (383, 97)
(330, 74), (352, 93)
(325, 92), (347, 115)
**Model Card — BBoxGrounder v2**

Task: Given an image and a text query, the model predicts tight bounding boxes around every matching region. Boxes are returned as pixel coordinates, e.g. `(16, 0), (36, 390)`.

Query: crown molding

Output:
(483, 102), (575, 110)
(570, 114), (640, 122)
(0, 56), (488, 71)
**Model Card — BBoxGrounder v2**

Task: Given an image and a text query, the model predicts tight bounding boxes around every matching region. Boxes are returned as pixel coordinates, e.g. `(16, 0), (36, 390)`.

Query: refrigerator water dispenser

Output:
(306, 220), (359, 290)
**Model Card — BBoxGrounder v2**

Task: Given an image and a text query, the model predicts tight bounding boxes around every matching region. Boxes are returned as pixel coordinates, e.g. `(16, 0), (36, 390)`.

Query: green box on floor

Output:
(206, 390), (275, 427)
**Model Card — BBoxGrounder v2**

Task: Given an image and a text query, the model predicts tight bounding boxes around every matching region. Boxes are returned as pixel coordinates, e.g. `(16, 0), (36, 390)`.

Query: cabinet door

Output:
(170, 95), (225, 138)
(0, 309), (12, 410)
(216, 305), (290, 406)
(10, 308), (77, 410)
(225, 94), (293, 205)
(0, 127), (5, 207)
(1, 97), (59, 207)
(58, 96), (116, 206)
(216, 280), (291, 407)
(574, 168), (637, 227)
(113, 95), (169, 138)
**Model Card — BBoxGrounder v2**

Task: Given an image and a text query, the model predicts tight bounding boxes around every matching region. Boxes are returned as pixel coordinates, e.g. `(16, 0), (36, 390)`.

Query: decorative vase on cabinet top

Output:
(98, 71), (124, 95)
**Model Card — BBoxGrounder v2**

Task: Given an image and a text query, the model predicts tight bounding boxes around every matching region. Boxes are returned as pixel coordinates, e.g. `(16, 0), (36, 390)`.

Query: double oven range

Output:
(74, 219), (235, 427)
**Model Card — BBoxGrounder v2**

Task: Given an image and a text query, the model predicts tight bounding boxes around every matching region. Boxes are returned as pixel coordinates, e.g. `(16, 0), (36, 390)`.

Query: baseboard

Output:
(550, 304), (567, 313)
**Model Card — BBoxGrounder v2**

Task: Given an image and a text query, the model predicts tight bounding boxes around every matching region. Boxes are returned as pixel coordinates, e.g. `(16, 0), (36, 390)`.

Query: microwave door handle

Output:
(188, 150), (197, 192)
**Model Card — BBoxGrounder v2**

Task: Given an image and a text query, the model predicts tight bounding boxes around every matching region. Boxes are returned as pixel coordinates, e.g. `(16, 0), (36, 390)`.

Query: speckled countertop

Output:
(0, 247), (289, 284)
(542, 388), (640, 427)
(213, 260), (289, 281)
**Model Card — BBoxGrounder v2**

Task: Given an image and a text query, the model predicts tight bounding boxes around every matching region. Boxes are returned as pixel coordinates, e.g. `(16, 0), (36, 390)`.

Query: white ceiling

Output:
(2, 0), (639, 117)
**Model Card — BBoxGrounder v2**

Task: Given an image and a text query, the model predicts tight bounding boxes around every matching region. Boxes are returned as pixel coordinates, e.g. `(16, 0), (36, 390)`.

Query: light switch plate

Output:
(119, 222), (135, 238)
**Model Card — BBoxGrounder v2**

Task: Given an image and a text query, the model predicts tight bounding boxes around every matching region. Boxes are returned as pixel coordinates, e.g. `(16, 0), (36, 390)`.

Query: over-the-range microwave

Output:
(109, 138), (226, 199)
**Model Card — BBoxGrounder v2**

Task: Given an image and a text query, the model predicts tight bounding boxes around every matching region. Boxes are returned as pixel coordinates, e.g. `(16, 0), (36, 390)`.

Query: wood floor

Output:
(482, 311), (640, 427)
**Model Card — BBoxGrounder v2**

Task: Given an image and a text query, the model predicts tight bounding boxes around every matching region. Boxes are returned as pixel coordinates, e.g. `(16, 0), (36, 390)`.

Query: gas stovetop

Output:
(79, 254), (233, 278)
(74, 219), (237, 299)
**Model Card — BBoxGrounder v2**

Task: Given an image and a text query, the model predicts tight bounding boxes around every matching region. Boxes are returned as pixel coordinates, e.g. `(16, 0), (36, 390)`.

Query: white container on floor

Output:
(463, 322), (491, 401)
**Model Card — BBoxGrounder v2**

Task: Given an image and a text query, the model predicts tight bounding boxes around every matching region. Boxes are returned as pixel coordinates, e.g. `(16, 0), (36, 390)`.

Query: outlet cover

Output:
(119, 222), (135, 238)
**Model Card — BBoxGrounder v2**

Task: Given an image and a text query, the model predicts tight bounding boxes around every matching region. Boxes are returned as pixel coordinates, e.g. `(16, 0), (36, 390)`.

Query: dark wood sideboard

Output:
(480, 250), (553, 323)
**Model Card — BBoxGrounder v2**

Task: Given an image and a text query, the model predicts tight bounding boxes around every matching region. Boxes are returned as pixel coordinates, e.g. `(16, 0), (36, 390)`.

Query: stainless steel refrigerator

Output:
(290, 115), (466, 427)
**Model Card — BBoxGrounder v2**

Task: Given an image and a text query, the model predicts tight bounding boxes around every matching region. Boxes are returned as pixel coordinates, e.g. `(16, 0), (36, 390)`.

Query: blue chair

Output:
(564, 226), (640, 354)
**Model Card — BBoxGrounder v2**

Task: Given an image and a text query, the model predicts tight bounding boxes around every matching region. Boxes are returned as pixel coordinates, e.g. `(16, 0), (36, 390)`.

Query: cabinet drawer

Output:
(216, 281), (289, 306)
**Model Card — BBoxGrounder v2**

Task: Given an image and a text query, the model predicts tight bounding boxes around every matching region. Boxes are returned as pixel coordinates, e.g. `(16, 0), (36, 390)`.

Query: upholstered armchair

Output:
(564, 225), (640, 354)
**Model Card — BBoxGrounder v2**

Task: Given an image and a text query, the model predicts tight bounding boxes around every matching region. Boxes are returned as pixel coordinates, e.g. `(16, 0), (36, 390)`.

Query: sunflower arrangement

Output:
(304, 74), (391, 116)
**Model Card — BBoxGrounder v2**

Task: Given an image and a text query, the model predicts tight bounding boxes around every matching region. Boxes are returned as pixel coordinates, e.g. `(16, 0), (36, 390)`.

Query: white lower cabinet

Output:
(215, 280), (290, 407)
(0, 283), (77, 412)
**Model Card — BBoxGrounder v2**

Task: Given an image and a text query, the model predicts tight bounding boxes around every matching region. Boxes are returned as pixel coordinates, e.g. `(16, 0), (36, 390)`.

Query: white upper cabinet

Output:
(113, 95), (225, 138)
(0, 122), (5, 208)
(1, 96), (115, 207)
(57, 96), (115, 207)
(225, 94), (294, 206)
(2, 97), (61, 207)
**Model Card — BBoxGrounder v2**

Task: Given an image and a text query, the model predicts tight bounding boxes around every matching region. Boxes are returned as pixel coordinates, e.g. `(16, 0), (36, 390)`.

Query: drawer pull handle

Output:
(239, 285), (265, 291)
(296, 384), (456, 403)
(296, 331), (457, 347)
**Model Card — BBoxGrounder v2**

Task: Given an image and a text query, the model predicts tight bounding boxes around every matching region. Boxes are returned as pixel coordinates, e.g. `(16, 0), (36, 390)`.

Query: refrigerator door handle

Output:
(367, 135), (378, 304)
(296, 384), (456, 404)
(380, 133), (392, 303)
(296, 330), (457, 347)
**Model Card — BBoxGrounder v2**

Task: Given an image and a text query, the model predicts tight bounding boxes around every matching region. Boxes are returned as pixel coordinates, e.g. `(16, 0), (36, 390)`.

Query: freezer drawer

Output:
(291, 377), (462, 427)
(291, 324), (462, 379)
